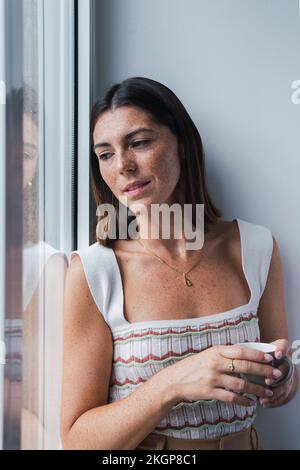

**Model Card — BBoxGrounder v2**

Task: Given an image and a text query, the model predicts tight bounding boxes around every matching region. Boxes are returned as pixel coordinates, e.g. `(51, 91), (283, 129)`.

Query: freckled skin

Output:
(92, 105), (184, 212)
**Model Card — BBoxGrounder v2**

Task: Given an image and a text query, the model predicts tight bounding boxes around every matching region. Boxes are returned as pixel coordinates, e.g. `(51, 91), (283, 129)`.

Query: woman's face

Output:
(23, 112), (38, 189)
(92, 105), (184, 213)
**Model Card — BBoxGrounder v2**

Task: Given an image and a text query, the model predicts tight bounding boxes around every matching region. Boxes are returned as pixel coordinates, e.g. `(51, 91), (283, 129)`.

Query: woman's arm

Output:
(257, 235), (299, 407)
(60, 255), (180, 450)
(64, 368), (179, 450)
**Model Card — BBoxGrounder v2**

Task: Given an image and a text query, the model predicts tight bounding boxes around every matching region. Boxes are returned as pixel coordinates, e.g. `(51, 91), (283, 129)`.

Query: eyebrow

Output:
(93, 127), (155, 151)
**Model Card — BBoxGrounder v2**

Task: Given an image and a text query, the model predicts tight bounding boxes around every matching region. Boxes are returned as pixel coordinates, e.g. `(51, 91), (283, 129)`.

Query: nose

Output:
(116, 148), (137, 173)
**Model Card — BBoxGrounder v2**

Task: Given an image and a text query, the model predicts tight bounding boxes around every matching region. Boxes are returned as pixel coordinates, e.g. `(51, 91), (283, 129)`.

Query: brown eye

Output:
(131, 139), (151, 147)
(98, 153), (112, 161)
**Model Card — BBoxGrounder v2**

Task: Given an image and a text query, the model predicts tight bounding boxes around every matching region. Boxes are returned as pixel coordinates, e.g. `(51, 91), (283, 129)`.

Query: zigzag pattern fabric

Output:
(108, 311), (260, 439)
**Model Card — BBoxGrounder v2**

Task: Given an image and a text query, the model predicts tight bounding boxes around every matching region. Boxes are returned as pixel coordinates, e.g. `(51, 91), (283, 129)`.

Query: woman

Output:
(60, 76), (298, 450)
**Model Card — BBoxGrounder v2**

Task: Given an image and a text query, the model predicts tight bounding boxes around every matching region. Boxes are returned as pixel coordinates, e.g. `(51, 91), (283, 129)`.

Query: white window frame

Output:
(0, 0), (6, 451)
(77, 0), (91, 250)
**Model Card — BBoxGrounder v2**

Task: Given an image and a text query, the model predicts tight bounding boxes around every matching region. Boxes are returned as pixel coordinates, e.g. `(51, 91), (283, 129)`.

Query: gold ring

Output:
(228, 358), (235, 372)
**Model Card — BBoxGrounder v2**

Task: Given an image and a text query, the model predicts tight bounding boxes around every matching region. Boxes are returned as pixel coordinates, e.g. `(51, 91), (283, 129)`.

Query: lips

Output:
(123, 180), (151, 192)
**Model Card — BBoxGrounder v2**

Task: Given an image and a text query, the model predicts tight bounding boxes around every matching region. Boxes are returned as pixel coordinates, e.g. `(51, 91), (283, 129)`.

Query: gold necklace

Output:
(136, 238), (204, 287)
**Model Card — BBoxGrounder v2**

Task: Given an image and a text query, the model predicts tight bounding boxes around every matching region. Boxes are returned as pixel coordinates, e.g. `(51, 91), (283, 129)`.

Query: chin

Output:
(127, 198), (153, 213)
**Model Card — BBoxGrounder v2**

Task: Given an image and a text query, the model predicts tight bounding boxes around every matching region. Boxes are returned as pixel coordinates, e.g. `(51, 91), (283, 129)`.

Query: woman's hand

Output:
(259, 339), (296, 408)
(170, 344), (281, 407)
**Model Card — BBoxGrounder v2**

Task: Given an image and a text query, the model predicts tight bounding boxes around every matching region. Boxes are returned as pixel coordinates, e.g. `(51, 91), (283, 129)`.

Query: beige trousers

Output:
(135, 425), (263, 450)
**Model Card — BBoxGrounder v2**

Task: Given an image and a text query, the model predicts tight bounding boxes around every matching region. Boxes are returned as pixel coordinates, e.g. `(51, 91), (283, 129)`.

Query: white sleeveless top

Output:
(69, 218), (273, 440)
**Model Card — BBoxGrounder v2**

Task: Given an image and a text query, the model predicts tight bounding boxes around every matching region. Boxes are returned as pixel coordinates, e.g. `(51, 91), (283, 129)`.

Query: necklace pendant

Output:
(183, 273), (193, 287)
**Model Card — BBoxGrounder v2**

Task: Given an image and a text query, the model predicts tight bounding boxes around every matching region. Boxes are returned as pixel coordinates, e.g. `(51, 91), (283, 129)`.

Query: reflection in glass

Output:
(4, 0), (71, 449)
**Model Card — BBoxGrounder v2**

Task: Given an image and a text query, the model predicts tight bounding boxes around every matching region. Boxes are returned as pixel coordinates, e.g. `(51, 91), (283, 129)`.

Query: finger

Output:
(261, 387), (281, 402)
(259, 398), (271, 407)
(259, 385), (285, 404)
(269, 392), (287, 404)
(219, 374), (274, 399)
(265, 377), (276, 386)
(277, 362), (289, 375)
(260, 391), (286, 407)
(213, 388), (256, 408)
(221, 357), (282, 380)
(219, 344), (274, 364)
(267, 383), (288, 400)
(270, 339), (291, 359)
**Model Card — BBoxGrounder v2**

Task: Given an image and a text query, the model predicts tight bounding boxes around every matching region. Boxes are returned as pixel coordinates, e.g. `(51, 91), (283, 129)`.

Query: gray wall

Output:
(92, 0), (300, 449)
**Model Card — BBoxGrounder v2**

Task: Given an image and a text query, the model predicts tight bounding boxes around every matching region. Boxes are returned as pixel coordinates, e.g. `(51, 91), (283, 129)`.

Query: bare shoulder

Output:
(65, 253), (112, 333)
(66, 253), (91, 304)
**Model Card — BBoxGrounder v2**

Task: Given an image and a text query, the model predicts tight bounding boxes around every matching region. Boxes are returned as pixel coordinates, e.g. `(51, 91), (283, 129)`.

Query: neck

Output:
(134, 208), (205, 260)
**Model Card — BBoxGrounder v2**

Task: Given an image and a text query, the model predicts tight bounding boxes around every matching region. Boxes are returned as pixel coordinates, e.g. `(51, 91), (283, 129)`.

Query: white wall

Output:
(92, 0), (300, 449)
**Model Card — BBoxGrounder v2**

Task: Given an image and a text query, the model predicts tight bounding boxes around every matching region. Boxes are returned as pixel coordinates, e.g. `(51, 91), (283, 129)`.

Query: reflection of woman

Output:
(61, 77), (298, 450)
(4, 84), (40, 449)
(5, 85), (68, 449)
(21, 86), (68, 449)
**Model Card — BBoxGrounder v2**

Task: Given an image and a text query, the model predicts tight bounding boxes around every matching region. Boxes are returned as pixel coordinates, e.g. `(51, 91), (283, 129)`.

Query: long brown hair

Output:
(90, 76), (222, 247)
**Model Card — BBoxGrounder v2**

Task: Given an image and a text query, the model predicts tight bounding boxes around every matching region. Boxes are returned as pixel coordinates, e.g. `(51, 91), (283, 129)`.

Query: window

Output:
(1, 0), (77, 449)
